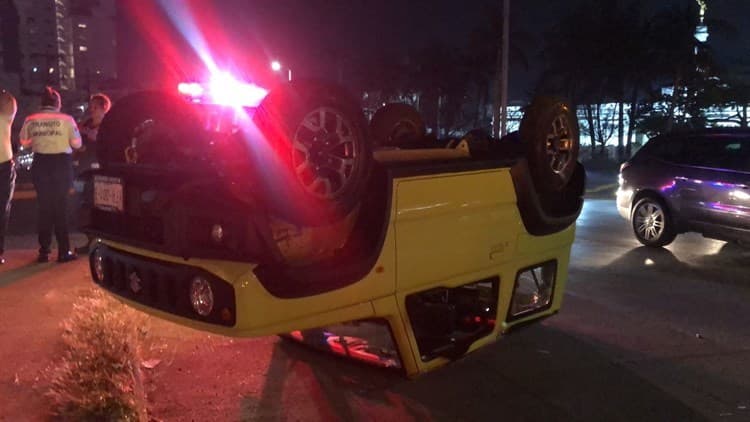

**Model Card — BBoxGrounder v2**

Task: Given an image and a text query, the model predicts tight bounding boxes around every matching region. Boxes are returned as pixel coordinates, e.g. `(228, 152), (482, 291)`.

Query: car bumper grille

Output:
(91, 244), (236, 327)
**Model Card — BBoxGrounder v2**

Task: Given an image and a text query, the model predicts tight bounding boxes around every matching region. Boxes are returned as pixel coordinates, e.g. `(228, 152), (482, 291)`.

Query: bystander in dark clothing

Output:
(74, 93), (111, 254)
(0, 89), (17, 264)
(75, 93), (110, 174)
(19, 87), (82, 263)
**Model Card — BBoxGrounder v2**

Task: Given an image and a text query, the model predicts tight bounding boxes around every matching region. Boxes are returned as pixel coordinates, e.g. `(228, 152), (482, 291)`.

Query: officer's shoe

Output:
(37, 253), (50, 263)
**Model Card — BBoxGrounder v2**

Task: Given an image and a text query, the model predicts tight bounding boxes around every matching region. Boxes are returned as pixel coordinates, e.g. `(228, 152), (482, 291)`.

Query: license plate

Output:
(93, 175), (124, 212)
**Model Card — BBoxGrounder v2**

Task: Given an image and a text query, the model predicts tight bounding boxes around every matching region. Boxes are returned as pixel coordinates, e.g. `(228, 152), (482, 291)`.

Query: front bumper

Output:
(92, 243), (237, 327)
(616, 187), (633, 220)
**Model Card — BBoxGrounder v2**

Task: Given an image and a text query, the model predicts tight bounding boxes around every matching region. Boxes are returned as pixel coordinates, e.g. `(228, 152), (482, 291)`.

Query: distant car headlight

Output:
(190, 276), (214, 316)
(92, 248), (105, 282)
(508, 261), (556, 320)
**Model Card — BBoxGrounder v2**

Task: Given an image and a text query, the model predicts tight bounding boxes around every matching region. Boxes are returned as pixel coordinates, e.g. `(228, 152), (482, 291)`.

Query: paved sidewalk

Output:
(3, 232), (88, 251)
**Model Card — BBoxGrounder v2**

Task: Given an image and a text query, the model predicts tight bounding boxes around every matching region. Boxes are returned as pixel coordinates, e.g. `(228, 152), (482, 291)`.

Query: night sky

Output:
(117, 0), (750, 99)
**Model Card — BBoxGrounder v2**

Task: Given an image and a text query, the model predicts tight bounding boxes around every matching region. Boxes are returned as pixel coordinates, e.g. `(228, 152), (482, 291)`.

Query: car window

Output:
(641, 136), (685, 163)
(736, 138), (750, 172)
(682, 136), (750, 172)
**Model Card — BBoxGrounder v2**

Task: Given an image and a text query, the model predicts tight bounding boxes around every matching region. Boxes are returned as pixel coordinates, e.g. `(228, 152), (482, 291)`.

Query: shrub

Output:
(47, 288), (150, 421)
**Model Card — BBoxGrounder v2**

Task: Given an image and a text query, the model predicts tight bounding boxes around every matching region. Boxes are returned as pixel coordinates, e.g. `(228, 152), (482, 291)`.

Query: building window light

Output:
(32, 67), (38, 73)
(77, 23), (87, 29)
(49, 67), (55, 74)
(79, 45), (88, 52)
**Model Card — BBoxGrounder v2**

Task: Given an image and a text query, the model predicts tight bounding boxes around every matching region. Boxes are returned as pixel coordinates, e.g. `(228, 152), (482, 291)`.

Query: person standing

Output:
(74, 93), (111, 254)
(76, 93), (111, 172)
(0, 89), (18, 265)
(20, 86), (82, 263)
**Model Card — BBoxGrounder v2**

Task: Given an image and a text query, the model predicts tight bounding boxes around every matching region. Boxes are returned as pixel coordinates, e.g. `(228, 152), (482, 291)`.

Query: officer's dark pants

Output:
(31, 153), (73, 255)
(0, 160), (15, 256)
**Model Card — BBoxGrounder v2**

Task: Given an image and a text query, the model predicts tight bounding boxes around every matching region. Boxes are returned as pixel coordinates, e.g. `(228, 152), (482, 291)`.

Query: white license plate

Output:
(93, 175), (124, 212)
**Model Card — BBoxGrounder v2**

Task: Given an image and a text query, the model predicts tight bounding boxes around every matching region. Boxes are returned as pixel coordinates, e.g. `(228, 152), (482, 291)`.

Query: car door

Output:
(639, 135), (696, 221)
(679, 135), (750, 231)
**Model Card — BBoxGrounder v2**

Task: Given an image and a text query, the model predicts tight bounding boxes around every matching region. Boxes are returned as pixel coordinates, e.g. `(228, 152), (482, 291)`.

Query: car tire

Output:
(252, 81), (372, 225)
(631, 196), (677, 247)
(520, 97), (580, 193)
(370, 103), (426, 147)
(97, 91), (205, 168)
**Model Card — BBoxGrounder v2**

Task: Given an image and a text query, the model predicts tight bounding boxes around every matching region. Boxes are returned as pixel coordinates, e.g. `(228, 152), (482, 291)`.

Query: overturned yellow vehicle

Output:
(83, 83), (584, 377)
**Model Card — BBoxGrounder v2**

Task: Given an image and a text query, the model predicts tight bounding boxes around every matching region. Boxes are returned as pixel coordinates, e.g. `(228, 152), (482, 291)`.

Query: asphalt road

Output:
(1, 198), (749, 421)
(560, 199), (750, 421)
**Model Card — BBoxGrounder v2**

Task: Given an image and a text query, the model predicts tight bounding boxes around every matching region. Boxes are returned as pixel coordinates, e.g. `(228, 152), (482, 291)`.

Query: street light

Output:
(270, 60), (292, 82)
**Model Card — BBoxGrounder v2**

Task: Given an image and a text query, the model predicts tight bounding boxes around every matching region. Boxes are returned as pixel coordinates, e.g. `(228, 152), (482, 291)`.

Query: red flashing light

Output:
(178, 82), (204, 98)
(177, 72), (268, 108)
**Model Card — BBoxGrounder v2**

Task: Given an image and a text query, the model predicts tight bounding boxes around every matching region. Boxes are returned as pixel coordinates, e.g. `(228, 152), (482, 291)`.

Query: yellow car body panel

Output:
(394, 168), (523, 290)
(97, 166), (577, 377)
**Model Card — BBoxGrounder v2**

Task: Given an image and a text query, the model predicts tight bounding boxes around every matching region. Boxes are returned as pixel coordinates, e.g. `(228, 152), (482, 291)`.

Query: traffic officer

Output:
(19, 86), (82, 263)
(0, 89), (17, 265)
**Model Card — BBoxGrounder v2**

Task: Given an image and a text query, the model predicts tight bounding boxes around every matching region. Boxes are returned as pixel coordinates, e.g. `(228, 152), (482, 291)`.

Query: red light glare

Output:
(177, 73), (269, 108)
(208, 72), (268, 108)
(178, 82), (205, 97)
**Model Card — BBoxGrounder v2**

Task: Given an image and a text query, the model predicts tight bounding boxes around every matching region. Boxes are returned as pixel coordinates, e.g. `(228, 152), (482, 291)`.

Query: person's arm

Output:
(19, 119), (31, 148)
(68, 117), (82, 150)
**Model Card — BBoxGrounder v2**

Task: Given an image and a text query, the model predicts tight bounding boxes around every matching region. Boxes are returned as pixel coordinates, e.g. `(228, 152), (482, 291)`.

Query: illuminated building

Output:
(70, 0), (116, 94)
(0, 0), (116, 97)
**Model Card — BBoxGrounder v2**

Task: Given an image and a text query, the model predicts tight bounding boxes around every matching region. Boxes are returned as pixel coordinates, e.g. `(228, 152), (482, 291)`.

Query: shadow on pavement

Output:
(603, 245), (750, 287)
(239, 325), (706, 422)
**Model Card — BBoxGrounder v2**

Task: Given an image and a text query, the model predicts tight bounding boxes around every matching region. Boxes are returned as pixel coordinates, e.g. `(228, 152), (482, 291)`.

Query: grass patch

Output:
(47, 288), (150, 421)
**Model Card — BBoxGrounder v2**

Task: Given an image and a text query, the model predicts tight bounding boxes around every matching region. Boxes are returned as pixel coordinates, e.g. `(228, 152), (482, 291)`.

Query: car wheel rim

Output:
(635, 202), (665, 241)
(292, 107), (358, 200)
(545, 113), (574, 174)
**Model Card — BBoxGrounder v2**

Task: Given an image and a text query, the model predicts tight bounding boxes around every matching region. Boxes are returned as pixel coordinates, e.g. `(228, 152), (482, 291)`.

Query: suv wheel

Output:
(631, 197), (676, 247)
(370, 103), (425, 147)
(520, 97), (580, 193)
(253, 82), (372, 225)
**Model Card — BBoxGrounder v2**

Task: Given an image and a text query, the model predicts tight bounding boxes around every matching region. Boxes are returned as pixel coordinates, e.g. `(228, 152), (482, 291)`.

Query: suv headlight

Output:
(508, 261), (557, 320)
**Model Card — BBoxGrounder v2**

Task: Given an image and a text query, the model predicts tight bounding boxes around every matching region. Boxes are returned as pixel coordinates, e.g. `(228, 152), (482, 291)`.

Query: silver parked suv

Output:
(617, 129), (750, 247)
